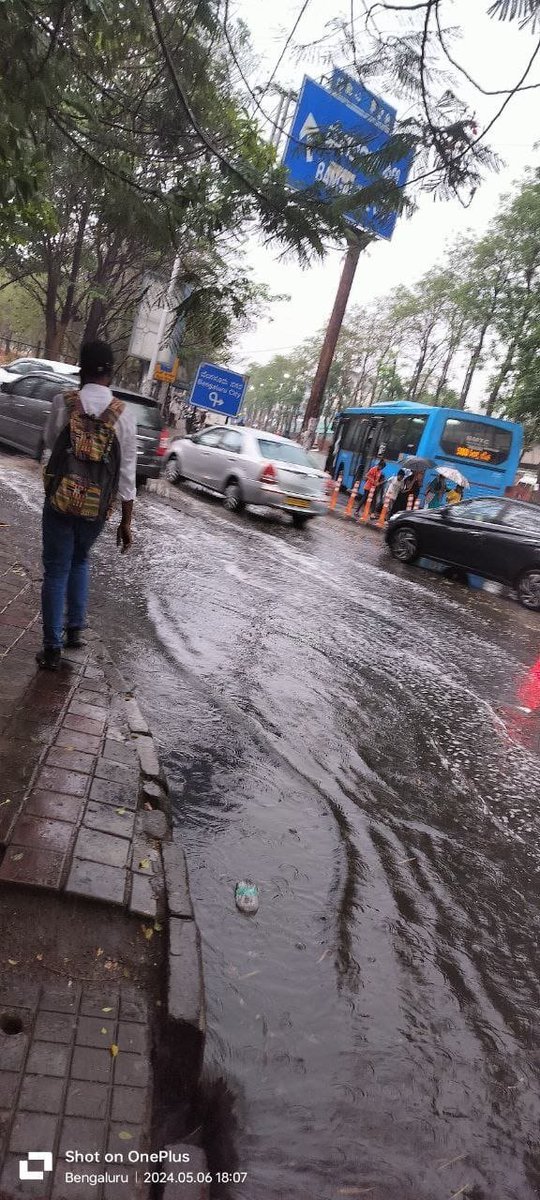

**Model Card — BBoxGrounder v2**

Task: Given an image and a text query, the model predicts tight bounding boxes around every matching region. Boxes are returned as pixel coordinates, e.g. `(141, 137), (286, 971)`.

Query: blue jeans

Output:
(41, 502), (105, 649)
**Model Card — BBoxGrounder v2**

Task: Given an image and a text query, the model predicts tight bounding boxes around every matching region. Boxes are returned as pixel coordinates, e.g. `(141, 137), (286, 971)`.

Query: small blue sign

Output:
(189, 362), (247, 418)
(330, 69), (396, 133)
(282, 76), (412, 240)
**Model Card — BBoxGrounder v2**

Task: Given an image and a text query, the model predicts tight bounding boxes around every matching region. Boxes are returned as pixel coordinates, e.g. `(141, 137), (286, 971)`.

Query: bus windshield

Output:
(440, 418), (512, 465)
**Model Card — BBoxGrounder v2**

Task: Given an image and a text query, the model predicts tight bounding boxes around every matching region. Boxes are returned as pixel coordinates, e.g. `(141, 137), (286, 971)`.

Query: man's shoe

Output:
(65, 628), (87, 649)
(36, 647), (62, 671)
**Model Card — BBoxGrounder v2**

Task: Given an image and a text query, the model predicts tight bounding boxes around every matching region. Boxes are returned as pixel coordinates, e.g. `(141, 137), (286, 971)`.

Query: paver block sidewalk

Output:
(0, 982), (151, 1200)
(0, 548), (166, 914)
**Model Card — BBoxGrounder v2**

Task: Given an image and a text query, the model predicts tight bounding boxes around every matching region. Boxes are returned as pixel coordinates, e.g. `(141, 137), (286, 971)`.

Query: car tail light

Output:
(156, 428), (169, 457)
(259, 462), (278, 484)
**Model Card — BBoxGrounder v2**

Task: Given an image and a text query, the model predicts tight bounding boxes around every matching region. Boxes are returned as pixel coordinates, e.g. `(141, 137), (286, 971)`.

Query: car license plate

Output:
(286, 496), (310, 508)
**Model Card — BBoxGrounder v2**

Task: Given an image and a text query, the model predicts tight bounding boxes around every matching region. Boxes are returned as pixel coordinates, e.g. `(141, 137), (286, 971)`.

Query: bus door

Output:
(350, 417), (384, 487)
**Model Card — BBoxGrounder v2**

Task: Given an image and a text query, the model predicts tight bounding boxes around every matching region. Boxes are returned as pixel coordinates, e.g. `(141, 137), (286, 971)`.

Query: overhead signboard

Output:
(330, 68), (396, 133)
(189, 362), (247, 417)
(282, 75), (412, 241)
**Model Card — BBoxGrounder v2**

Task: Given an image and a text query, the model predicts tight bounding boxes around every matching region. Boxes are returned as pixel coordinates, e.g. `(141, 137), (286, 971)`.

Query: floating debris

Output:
(235, 880), (259, 914)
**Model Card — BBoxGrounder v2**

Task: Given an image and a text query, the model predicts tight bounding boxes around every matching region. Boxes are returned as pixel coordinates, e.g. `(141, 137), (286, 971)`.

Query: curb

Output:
(94, 640), (207, 1160)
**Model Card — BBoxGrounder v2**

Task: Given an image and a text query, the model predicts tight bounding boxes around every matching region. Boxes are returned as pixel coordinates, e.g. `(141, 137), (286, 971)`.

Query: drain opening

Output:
(0, 1014), (24, 1036)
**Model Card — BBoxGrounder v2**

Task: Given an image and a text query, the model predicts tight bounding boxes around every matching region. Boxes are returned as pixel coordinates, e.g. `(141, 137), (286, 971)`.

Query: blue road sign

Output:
(189, 362), (247, 418)
(282, 76), (411, 241)
(330, 68), (396, 134)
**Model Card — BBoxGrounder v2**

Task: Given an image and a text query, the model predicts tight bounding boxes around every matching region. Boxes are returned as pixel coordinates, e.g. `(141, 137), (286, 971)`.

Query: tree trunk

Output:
(485, 340), (517, 414)
(44, 203), (90, 358)
(81, 297), (106, 343)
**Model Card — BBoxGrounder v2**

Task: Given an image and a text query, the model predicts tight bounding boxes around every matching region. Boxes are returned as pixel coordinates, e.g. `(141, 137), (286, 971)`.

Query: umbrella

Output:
(436, 465), (470, 488)
(400, 456), (436, 473)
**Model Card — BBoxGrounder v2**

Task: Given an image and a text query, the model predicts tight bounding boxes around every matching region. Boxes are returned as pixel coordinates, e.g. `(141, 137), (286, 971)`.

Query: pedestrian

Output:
(356, 456), (386, 516)
(384, 467), (406, 519)
(36, 340), (137, 671)
(446, 483), (464, 505)
(425, 474), (447, 509)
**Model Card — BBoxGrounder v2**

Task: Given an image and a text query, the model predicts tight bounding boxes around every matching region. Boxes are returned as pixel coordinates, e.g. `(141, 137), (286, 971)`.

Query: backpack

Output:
(45, 390), (125, 522)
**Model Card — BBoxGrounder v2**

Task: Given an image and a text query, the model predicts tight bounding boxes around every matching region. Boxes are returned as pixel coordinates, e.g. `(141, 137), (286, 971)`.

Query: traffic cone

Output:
(377, 498), (390, 528)
(328, 473), (343, 512)
(344, 479), (360, 517)
(360, 486), (375, 522)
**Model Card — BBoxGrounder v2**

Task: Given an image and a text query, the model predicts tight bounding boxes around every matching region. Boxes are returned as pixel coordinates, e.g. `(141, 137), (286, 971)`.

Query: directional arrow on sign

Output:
(299, 112), (319, 162)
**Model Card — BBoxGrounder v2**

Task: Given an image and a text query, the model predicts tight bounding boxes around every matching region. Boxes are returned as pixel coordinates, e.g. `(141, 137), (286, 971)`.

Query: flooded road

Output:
(1, 456), (540, 1199)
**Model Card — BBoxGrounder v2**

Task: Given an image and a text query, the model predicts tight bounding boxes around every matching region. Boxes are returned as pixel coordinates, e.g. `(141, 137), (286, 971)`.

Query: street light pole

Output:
(301, 233), (369, 447)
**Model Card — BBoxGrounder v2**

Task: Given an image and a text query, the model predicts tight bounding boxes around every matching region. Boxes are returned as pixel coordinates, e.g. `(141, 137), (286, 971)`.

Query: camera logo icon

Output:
(19, 1151), (53, 1181)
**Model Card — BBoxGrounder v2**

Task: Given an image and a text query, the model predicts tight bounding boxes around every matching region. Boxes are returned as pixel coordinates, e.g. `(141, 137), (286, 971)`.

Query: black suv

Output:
(0, 371), (168, 481)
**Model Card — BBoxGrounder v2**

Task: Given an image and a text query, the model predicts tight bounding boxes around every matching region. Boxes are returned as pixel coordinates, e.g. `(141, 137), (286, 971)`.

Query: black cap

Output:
(79, 340), (114, 378)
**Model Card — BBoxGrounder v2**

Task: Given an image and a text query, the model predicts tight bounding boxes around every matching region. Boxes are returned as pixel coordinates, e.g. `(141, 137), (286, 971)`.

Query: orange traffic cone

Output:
(344, 479), (360, 518)
(360, 486), (375, 523)
(377, 498), (390, 528)
(328, 473), (343, 513)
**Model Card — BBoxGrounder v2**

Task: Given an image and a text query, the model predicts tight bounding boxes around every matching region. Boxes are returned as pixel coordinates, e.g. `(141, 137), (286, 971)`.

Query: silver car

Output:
(163, 425), (330, 526)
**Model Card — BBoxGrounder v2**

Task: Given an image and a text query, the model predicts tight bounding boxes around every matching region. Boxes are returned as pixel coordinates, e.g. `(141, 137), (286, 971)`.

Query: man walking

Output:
(36, 340), (137, 670)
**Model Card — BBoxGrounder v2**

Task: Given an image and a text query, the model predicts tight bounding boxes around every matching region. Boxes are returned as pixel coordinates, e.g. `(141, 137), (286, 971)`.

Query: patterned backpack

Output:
(45, 390), (125, 521)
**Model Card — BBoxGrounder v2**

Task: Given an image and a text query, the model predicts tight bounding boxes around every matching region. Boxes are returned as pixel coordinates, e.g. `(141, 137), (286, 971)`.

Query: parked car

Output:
(1, 356), (78, 381)
(0, 371), (168, 481)
(163, 425), (330, 526)
(385, 496), (540, 610)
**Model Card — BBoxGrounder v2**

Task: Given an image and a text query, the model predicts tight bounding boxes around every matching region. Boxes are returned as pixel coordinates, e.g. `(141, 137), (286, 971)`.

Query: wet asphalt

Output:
(1, 453), (540, 1200)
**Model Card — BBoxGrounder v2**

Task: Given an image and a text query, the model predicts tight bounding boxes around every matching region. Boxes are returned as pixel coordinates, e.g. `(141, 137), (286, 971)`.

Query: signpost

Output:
(281, 72), (412, 443)
(153, 354), (179, 384)
(282, 75), (411, 241)
(188, 362), (247, 419)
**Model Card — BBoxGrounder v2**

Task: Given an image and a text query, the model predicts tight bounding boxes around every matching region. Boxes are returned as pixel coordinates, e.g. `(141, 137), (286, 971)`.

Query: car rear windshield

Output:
(257, 438), (313, 466)
(440, 419), (512, 465)
(119, 398), (162, 429)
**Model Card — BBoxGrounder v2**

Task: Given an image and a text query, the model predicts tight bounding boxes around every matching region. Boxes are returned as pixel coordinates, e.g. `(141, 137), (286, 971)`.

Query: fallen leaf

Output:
(239, 970), (260, 980)
(118, 1131), (133, 1141)
(116, 807), (126, 815)
(110, 1044), (119, 1058)
(102, 1006), (113, 1013)
(11, 852), (23, 862)
(122, 968), (131, 978)
(141, 924), (153, 940)
(143, 801), (153, 811)
(104, 959), (117, 971)
(100, 1027), (108, 1035)
(317, 948), (331, 964)
(36, 953), (43, 962)
(95, 947), (104, 958)
(153, 921), (163, 932)
(7, 959), (18, 966)
(0, 798), (11, 807)
(138, 858), (150, 871)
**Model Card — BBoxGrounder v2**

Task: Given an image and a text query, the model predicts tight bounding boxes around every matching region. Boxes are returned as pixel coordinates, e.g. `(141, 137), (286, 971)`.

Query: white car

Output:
(164, 425), (331, 527)
(0, 357), (78, 384)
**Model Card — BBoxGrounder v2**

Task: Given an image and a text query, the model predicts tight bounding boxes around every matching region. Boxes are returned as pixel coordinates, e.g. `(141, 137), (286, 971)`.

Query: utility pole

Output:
(301, 232), (369, 447)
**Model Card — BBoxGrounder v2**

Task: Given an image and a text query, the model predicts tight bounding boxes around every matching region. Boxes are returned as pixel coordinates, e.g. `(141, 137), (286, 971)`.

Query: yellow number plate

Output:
(286, 496), (310, 508)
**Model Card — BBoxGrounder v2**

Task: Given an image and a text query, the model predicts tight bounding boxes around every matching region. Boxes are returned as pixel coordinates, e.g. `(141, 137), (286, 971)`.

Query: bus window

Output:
(384, 415), (427, 460)
(341, 414), (372, 452)
(440, 418), (512, 466)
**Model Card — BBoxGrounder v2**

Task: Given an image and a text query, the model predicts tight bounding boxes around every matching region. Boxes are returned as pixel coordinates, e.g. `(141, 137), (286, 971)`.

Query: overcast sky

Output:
(230, 0), (539, 381)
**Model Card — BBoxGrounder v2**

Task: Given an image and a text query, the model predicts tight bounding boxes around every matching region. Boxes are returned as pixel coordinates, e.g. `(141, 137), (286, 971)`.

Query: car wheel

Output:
(388, 525), (420, 564)
(291, 513), (311, 529)
(516, 569), (540, 611)
(164, 455), (183, 484)
(223, 481), (245, 513)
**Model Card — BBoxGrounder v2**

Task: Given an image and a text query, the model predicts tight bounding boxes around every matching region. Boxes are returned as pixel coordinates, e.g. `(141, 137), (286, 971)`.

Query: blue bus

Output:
(326, 402), (523, 498)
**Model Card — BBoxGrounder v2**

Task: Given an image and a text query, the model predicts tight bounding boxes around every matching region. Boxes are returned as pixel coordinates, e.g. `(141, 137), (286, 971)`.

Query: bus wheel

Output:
(388, 526), (419, 564)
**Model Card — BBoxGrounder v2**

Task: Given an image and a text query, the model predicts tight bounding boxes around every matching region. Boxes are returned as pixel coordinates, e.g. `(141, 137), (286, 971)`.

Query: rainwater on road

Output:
(1, 455), (540, 1200)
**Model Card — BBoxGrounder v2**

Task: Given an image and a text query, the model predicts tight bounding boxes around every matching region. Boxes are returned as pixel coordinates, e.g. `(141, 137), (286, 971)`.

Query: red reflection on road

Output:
(517, 655), (540, 712)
